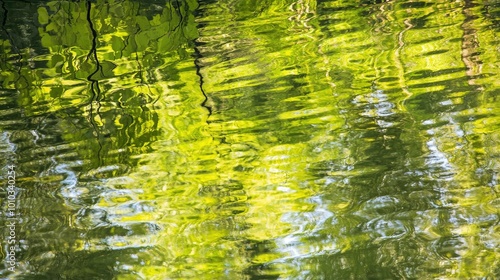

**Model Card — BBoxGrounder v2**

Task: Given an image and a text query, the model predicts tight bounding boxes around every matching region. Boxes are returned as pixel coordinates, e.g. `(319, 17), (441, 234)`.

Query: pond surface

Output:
(1, 0), (499, 279)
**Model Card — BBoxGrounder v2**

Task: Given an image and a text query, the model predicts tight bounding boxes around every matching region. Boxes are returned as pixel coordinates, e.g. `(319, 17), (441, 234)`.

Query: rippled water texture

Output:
(0, 0), (499, 279)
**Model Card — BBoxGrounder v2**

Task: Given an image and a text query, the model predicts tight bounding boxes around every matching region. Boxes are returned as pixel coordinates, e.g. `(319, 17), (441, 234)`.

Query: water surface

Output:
(0, 0), (499, 279)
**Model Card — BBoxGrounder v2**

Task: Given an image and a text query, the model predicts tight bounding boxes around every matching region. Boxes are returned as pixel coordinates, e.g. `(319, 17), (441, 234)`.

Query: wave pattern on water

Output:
(0, 0), (499, 279)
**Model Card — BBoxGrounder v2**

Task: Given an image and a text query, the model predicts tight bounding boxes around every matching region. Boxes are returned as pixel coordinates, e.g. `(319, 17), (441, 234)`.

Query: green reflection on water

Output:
(0, 0), (499, 279)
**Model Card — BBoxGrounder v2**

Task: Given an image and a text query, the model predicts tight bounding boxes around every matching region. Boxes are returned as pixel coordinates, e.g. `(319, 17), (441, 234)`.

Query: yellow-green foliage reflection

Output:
(0, 0), (498, 279)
